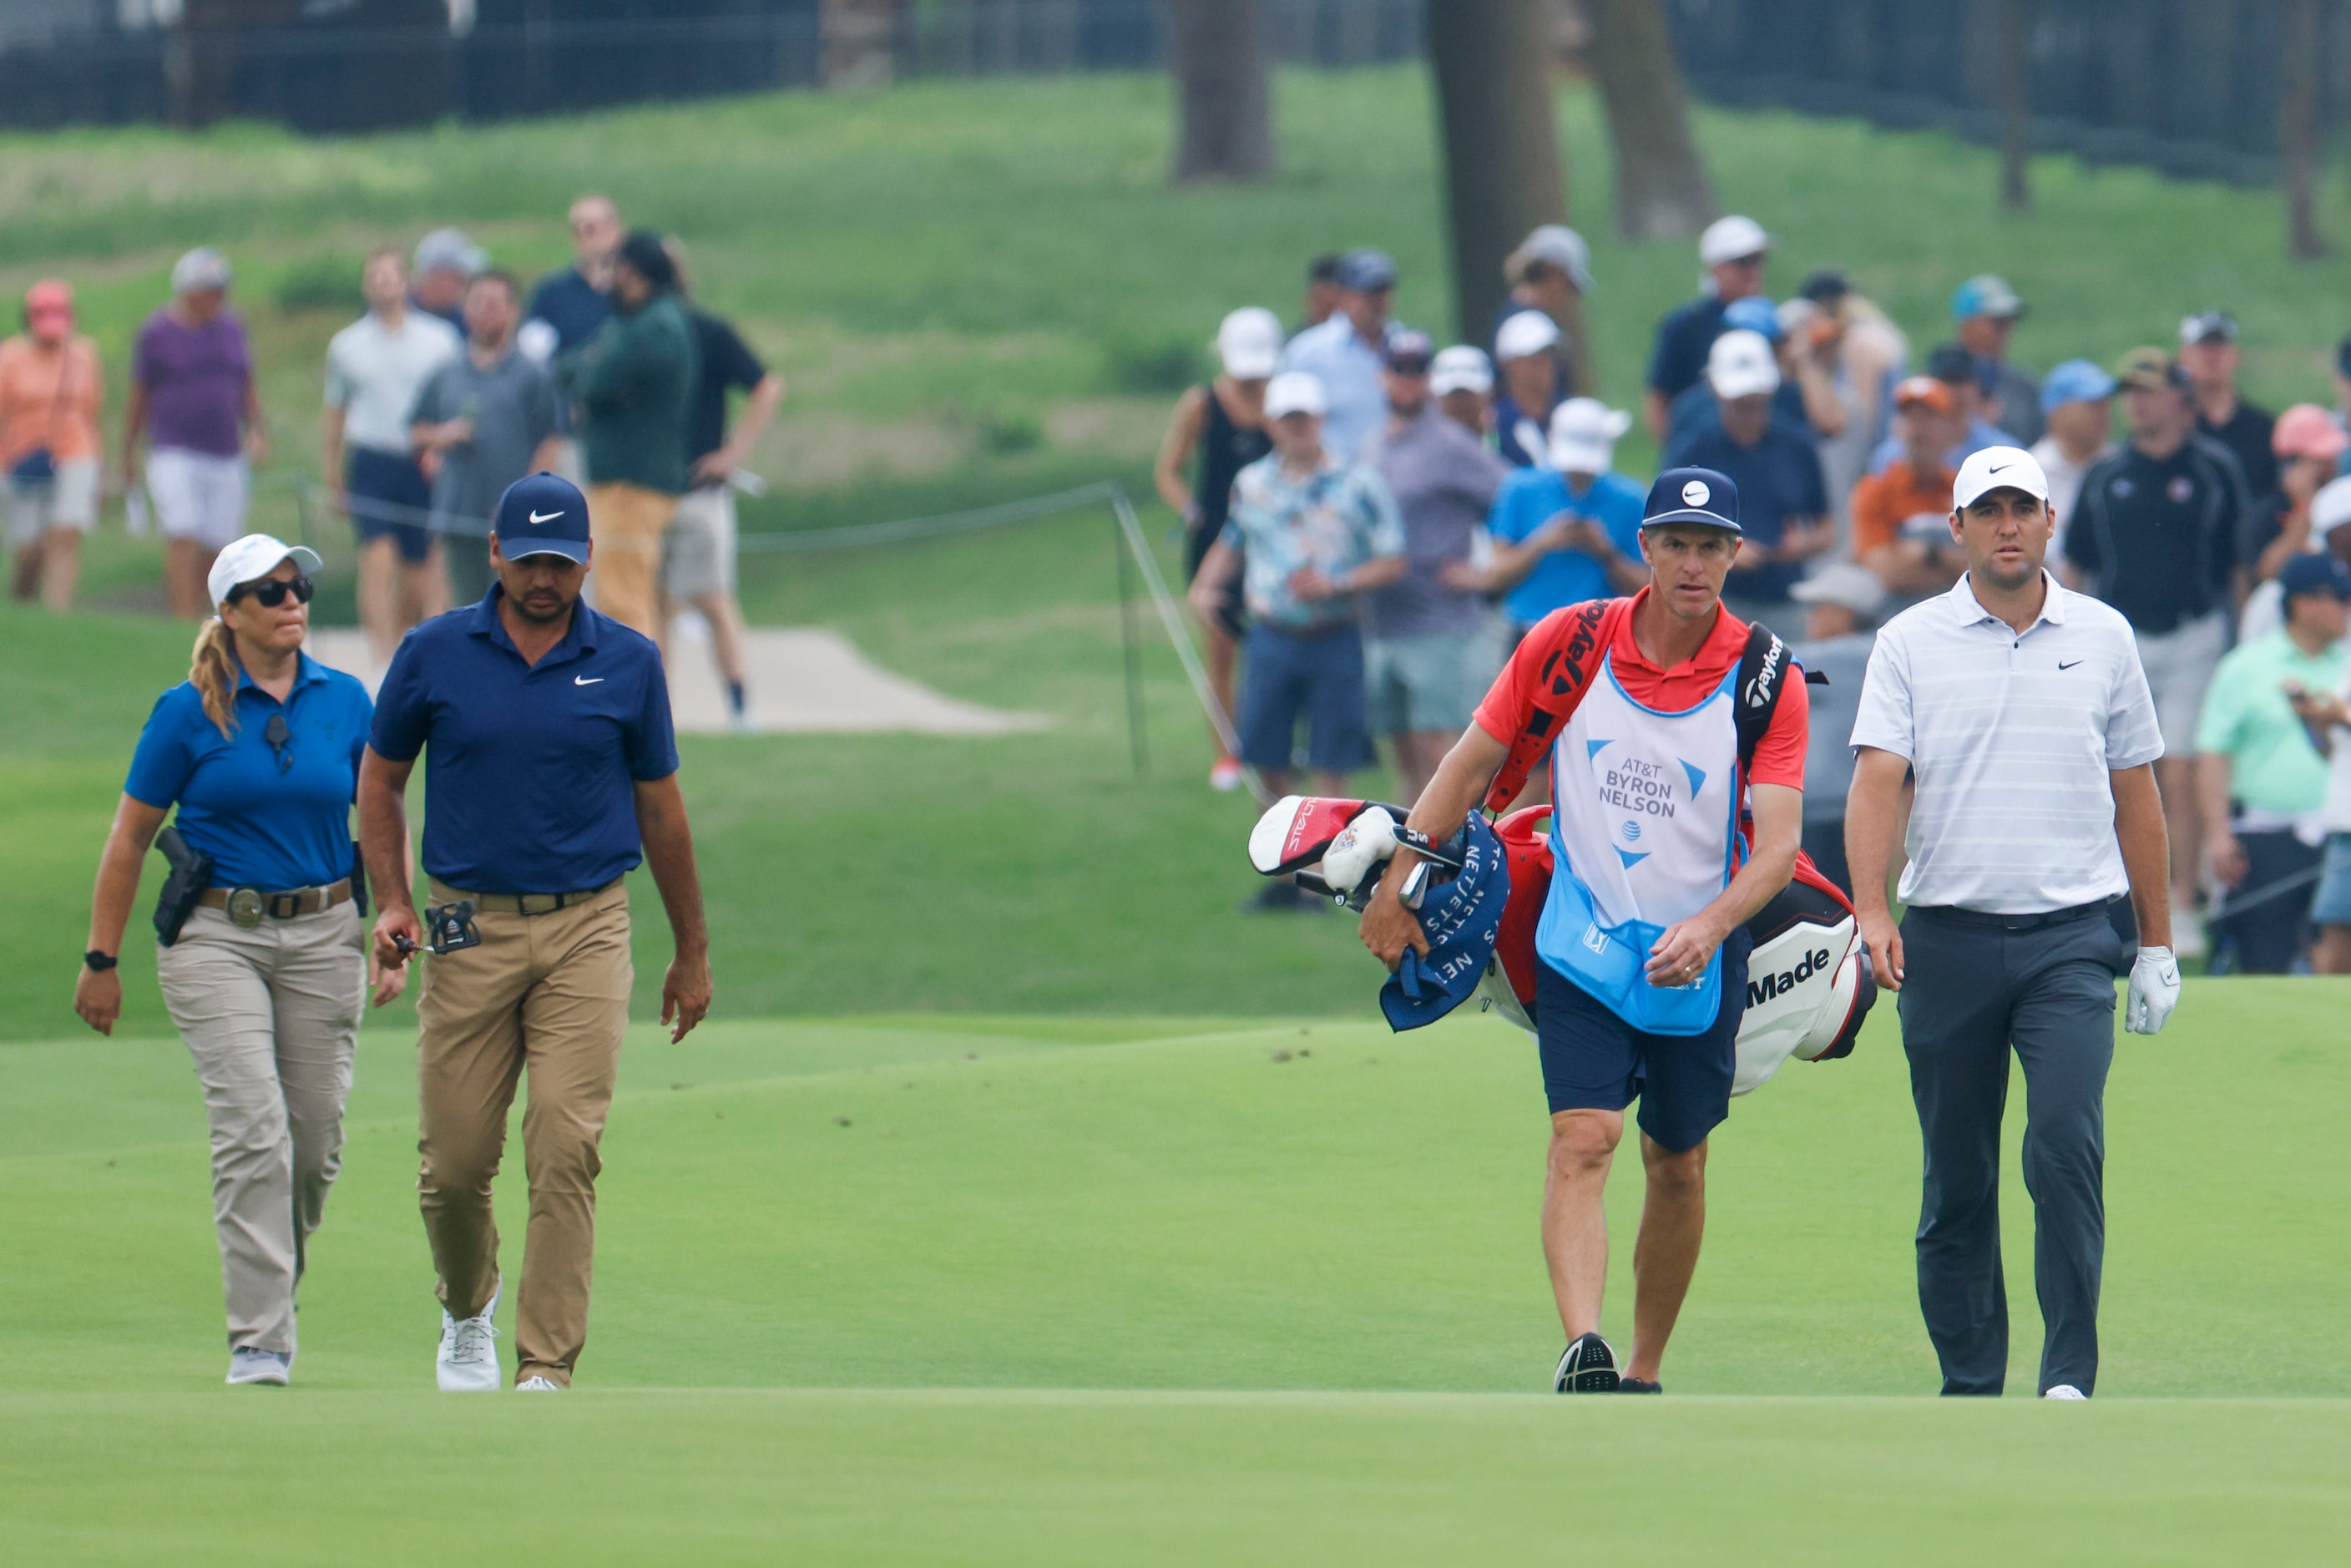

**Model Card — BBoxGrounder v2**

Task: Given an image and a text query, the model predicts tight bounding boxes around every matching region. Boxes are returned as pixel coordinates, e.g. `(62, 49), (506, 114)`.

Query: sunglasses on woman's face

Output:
(231, 575), (315, 609)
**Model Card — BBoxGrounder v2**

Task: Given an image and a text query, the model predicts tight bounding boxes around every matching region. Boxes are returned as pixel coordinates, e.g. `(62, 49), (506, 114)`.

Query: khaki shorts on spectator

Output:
(664, 484), (736, 599)
(4, 458), (99, 547)
(2136, 610), (2228, 760)
(1365, 630), (1501, 736)
(146, 447), (250, 551)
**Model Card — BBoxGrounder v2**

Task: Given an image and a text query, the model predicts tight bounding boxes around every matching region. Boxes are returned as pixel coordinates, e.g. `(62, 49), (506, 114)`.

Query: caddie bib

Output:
(1535, 651), (1742, 1034)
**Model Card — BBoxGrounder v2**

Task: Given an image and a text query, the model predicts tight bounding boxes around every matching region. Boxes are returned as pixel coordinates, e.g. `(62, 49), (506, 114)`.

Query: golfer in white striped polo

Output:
(1846, 446), (2182, 1401)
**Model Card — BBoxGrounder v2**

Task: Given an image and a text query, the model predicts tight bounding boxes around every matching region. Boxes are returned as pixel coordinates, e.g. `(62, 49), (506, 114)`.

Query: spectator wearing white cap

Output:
(1669, 329), (1831, 623)
(411, 228), (485, 334)
(2028, 359), (2118, 559)
(1428, 345), (1494, 440)
(1455, 398), (1645, 640)
(1660, 296), (1839, 464)
(1643, 214), (1769, 439)
(1190, 371), (1406, 907)
(74, 533), (396, 1388)
(1849, 443), (2177, 1402)
(2194, 551), (2350, 974)
(124, 248), (270, 620)
(1494, 225), (1592, 395)
(1788, 560), (1888, 895)
(1492, 310), (1564, 468)
(1363, 331), (1511, 802)
(1951, 275), (2041, 446)
(2179, 312), (2277, 506)
(1277, 248), (1401, 462)
(1155, 306), (1277, 791)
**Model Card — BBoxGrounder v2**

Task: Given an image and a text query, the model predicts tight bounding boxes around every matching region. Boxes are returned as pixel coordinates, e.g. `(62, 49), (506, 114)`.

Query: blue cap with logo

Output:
(1722, 295), (1785, 343)
(493, 473), (590, 564)
(2279, 551), (2351, 601)
(1641, 466), (1742, 534)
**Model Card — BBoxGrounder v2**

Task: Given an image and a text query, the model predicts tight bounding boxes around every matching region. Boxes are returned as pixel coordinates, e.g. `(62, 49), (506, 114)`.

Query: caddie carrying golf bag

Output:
(1243, 605), (1876, 1096)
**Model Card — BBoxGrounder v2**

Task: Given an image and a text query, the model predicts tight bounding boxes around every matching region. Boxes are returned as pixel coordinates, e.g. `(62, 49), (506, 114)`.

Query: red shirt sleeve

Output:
(1747, 664), (1810, 792)
(1472, 604), (1592, 745)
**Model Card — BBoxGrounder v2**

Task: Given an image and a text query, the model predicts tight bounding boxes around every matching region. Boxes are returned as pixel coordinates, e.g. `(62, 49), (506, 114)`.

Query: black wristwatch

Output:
(83, 950), (118, 973)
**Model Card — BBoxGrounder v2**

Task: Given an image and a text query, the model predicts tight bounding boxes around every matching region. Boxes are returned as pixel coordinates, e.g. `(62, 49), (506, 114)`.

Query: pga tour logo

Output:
(1581, 924), (1609, 956)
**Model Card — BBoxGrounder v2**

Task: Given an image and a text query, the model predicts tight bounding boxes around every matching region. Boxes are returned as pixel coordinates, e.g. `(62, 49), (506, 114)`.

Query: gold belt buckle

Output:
(225, 888), (265, 929)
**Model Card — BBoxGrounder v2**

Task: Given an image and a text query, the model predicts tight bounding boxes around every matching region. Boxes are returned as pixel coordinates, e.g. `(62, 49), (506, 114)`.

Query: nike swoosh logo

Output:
(1987, 463), (2012, 473)
(2059, 660), (2083, 670)
(528, 510), (564, 524)
(574, 675), (604, 685)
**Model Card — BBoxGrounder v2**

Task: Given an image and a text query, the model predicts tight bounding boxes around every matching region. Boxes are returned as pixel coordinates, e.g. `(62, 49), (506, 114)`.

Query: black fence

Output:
(1670, 0), (2351, 185)
(0, 1), (1423, 134)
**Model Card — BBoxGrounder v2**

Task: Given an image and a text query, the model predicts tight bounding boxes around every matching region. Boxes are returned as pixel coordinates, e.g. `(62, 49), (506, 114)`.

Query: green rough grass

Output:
(3, 986), (2350, 1560)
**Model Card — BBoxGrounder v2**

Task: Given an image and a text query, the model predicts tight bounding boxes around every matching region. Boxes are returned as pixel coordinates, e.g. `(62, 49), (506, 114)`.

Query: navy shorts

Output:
(347, 446), (435, 564)
(1237, 620), (1370, 774)
(1533, 926), (1752, 1154)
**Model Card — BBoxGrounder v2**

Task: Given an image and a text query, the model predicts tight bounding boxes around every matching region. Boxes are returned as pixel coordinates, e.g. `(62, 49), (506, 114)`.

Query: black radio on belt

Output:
(397, 899), (482, 958)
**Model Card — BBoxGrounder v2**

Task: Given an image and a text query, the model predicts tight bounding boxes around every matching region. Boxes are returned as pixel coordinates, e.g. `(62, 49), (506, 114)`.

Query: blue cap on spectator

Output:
(1334, 248), (1398, 292)
(2279, 552), (2351, 601)
(2040, 358), (2117, 415)
(1641, 467), (1742, 534)
(493, 473), (591, 564)
(1722, 296), (1784, 343)
(1952, 274), (2025, 320)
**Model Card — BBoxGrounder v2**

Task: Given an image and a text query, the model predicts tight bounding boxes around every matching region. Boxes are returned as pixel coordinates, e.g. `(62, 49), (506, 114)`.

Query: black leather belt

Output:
(433, 879), (619, 917)
(1909, 899), (2114, 933)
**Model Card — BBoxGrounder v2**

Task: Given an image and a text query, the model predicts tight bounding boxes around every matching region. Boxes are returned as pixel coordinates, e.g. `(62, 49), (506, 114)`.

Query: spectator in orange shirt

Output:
(1851, 376), (1963, 598)
(2, 281), (104, 612)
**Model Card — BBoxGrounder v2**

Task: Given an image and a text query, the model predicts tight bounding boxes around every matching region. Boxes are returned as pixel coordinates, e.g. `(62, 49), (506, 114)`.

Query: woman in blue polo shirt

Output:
(73, 534), (396, 1388)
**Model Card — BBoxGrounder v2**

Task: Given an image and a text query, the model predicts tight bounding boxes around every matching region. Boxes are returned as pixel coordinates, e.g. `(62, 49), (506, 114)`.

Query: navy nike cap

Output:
(1641, 466), (1742, 534)
(493, 473), (591, 564)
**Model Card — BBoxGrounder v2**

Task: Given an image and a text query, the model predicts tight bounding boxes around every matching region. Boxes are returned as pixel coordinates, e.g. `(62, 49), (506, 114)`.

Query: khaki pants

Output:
(586, 481), (678, 642)
(416, 878), (632, 1387)
(155, 903), (365, 1357)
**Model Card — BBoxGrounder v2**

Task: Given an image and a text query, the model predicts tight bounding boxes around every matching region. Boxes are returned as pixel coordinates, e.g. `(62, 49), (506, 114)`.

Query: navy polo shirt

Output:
(124, 654), (372, 890)
(370, 588), (679, 894)
(1646, 296), (1728, 402)
(1671, 421), (1828, 603)
(524, 266), (613, 359)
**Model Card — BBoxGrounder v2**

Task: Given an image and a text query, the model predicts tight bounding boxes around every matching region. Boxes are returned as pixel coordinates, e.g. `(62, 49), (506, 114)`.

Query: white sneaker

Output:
(226, 1347), (291, 1386)
(2044, 1383), (2088, 1400)
(436, 1285), (502, 1392)
(516, 1375), (562, 1391)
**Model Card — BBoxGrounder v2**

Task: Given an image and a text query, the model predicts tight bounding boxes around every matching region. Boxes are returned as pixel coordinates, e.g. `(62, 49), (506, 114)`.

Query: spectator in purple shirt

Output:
(122, 249), (269, 618)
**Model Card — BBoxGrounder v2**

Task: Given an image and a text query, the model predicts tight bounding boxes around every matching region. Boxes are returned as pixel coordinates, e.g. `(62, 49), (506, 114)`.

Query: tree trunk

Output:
(821, 0), (906, 89)
(1584, 0), (1716, 240)
(1426, 0), (1574, 350)
(2281, 0), (2328, 260)
(1166, 0), (1275, 182)
(1994, 0), (2031, 210)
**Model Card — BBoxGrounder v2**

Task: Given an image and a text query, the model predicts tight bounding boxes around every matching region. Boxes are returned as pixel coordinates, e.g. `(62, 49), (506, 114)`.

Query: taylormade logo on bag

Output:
(1747, 947), (1833, 1008)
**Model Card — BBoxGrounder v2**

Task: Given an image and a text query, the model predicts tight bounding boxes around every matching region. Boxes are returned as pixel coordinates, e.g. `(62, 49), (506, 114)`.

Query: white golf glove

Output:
(2125, 946), (2181, 1035)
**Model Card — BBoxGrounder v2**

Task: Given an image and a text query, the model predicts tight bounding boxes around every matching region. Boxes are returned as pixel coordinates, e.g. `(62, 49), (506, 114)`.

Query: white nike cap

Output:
(208, 533), (322, 610)
(1264, 371), (1327, 419)
(1952, 446), (2050, 510)
(1215, 306), (1282, 380)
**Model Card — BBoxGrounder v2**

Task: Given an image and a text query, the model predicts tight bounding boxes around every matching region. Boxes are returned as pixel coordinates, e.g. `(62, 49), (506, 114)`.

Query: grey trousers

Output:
(1896, 904), (2119, 1397)
(155, 903), (365, 1356)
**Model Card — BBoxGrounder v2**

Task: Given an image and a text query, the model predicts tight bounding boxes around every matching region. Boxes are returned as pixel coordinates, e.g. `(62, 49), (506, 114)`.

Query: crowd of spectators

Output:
(4, 197), (783, 731)
(1166, 220), (2351, 969)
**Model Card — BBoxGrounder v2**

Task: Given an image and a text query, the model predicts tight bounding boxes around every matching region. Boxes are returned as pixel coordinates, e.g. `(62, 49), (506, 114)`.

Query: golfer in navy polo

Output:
(359, 472), (711, 1393)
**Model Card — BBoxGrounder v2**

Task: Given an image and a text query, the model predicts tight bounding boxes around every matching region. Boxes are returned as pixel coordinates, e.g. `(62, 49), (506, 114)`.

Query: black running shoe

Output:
(1554, 1332), (1620, 1393)
(1617, 1377), (1661, 1394)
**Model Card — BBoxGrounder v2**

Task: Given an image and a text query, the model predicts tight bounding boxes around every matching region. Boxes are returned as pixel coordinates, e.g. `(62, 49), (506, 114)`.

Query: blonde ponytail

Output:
(190, 617), (241, 739)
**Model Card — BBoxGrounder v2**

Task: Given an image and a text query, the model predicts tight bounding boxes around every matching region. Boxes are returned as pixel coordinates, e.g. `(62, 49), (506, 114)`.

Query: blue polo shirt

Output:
(369, 589), (679, 894)
(1671, 421), (1828, 603)
(1484, 467), (1646, 627)
(125, 654), (372, 891)
(1646, 295), (1728, 402)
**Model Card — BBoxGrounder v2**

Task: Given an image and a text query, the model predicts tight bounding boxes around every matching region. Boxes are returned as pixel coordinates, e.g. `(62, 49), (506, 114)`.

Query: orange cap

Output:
(1892, 375), (1954, 414)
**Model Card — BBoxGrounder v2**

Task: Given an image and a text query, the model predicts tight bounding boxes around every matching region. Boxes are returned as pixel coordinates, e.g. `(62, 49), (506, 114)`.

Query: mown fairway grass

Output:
(3, 985), (2349, 1560)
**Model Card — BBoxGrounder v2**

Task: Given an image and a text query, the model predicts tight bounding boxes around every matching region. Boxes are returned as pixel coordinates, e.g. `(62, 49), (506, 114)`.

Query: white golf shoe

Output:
(516, 1375), (562, 1391)
(2043, 1384), (2088, 1400)
(436, 1285), (502, 1392)
(226, 1347), (291, 1386)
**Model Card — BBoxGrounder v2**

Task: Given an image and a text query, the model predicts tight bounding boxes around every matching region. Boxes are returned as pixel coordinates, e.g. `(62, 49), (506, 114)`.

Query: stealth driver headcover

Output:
(1379, 814), (1510, 1032)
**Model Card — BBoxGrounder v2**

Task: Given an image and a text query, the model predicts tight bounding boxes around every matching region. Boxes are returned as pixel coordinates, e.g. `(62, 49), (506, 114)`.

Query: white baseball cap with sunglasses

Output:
(208, 534), (322, 611)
